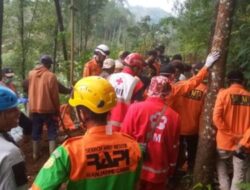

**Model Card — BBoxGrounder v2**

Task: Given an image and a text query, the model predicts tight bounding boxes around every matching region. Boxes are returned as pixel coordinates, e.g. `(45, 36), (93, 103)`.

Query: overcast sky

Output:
(127, 0), (185, 13)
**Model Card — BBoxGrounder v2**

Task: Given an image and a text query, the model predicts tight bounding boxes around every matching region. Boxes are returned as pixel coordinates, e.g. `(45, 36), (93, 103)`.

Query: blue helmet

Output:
(0, 86), (18, 111)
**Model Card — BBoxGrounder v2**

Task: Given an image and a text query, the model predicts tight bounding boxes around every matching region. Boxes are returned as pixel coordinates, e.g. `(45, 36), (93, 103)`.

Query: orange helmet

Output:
(124, 53), (144, 69)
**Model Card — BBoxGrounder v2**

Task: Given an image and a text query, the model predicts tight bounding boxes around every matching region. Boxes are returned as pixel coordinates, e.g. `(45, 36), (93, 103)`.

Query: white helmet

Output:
(94, 44), (110, 56)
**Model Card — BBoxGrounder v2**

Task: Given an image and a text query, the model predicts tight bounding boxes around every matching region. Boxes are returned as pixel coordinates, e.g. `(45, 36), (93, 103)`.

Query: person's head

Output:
(155, 45), (165, 55)
(159, 64), (176, 82)
(40, 55), (53, 69)
(102, 58), (115, 74)
(145, 50), (158, 65)
(94, 44), (110, 65)
(227, 70), (245, 85)
(118, 51), (130, 61)
(69, 76), (116, 126)
(2, 68), (15, 84)
(147, 76), (172, 98)
(124, 53), (145, 76)
(192, 61), (204, 75)
(0, 86), (19, 131)
(170, 60), (184, 81)
(114, 60), (124, 73)
(172, 54), (183, 61)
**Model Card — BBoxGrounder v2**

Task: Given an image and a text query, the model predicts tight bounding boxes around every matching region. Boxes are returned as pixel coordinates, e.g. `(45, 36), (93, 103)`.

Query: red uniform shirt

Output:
(121, 97), (180, 183)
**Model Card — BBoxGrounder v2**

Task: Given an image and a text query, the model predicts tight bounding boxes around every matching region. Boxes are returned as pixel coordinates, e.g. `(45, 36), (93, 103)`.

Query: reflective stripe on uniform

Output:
(107, 121), (121, 128)
(169, 163), (176, 167)
(142, 165), (168, 174)
(116, 97), (131, 104)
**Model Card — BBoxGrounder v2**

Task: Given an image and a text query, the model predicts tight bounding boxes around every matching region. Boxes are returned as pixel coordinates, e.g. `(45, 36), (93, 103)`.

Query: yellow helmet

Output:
(69, 76), (117, 113)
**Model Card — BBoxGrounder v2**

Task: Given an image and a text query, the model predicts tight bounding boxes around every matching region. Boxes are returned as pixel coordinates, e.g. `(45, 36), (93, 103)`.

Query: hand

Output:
(204, 51), (220, 68)
(233, 147), (247, 160)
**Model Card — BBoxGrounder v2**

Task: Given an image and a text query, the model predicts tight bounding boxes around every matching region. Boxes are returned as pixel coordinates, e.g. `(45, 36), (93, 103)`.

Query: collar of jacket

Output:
(230, 83), (244, 89)
(85, 125), (106, 135)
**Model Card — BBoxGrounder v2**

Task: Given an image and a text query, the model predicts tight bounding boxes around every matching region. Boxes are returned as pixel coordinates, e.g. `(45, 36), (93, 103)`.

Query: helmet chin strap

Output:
(76, 108), (89, 130)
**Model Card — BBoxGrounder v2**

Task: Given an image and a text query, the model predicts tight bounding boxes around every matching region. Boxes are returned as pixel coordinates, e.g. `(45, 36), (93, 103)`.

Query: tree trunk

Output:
(193, 0), (236, 187)
(54, 0), (68, 61)
(70, 0), (75, 85)
(83, 0), (90, 52)
(19, 0), (26, 80)
(52, 22), (58, 73)
(207, 0), (220, 52)
(0, 0), (3, 80)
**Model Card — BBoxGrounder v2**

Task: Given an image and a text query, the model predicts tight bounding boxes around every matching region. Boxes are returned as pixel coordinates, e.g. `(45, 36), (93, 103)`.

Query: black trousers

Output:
(19, 112), (32, 135)
(177, 135), (199, 171)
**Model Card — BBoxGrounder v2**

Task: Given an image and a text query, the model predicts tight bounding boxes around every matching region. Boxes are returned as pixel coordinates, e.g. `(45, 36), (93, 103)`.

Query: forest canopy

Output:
(1, 0), (250, 86)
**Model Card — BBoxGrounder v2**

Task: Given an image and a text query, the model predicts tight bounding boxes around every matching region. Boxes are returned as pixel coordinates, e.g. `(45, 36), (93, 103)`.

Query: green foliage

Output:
(228, 1), (250, 86)
(192, 183), (212, 190)
(169, 0), (215, 57)
(2, 0), (250, 90)
(238, 183), (250, 190)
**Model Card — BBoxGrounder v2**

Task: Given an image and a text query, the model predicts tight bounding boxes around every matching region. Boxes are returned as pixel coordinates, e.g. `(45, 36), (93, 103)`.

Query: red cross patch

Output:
(116, 78), (123, 85)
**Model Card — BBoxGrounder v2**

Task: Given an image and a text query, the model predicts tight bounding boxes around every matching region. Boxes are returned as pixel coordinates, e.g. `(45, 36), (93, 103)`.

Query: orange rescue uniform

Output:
(167, 67), (208, 103)
(171, 83), (207, 135)
(83, 58), (102, 77)
(213, 84), (250, 151)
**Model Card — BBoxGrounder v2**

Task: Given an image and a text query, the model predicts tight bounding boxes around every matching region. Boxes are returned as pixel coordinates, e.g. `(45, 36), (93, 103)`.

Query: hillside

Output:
(129, 6), (171, 23)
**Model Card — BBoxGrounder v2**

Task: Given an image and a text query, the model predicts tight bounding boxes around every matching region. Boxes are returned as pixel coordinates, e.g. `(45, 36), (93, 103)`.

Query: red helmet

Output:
(124, 53), (144, 69)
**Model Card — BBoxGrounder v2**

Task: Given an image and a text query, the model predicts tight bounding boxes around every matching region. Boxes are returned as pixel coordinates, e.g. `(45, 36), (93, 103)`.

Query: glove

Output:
(18, 97), (28, 104)
(233, 147), (247, 160)
(204, 51), (220, 68)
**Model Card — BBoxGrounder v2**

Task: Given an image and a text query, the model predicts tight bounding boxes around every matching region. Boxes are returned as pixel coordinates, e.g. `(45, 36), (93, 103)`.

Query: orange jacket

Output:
(165, 68), (208, 133)
(213, 84), (250, 151)
(239, 127), (250, 149)
(171, 83), (207, 135)
(28, 65), (59, 114)
(167, 67), (208, 104)
(83, 58), (102, 77)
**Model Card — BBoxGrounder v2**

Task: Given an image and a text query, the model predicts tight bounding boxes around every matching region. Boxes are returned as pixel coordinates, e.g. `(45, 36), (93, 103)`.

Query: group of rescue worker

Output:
(0, 43), (250, 190)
